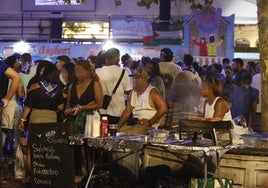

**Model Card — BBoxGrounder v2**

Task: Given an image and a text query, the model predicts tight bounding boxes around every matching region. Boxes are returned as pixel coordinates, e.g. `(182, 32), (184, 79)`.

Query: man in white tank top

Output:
(118, 68), (167, 135)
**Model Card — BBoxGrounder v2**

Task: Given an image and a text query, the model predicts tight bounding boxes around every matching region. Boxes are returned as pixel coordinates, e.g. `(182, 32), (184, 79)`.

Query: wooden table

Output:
(142, 145), (268, 188)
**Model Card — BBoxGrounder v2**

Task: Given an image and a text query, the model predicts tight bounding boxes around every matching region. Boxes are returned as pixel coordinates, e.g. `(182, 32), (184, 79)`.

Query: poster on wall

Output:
(184, 6), (234, 65)
(111, 20), (153, 38)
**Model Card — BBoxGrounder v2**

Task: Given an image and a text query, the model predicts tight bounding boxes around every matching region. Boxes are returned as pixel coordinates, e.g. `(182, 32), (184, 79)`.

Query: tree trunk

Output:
(257, 0), (268, 132)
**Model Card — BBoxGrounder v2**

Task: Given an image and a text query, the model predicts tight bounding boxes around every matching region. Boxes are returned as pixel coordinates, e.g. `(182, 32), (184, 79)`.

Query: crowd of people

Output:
(0, 47), (261, 182)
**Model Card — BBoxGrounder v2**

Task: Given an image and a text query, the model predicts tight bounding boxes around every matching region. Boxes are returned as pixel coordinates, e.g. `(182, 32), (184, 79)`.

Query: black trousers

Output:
(253, 113), (261, 132)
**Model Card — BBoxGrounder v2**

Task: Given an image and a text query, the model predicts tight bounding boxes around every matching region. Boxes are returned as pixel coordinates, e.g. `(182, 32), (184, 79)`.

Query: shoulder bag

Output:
(102, 70), (125, 109)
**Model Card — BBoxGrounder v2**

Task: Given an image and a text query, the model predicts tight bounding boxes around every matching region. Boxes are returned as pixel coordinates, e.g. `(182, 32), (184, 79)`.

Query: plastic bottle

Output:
(100, 116), (108, 137)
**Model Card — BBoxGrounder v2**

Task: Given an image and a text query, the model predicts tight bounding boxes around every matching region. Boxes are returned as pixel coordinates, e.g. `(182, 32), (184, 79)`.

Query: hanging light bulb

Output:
(103, 40), (114, 50)
(13, 41), (30, 53)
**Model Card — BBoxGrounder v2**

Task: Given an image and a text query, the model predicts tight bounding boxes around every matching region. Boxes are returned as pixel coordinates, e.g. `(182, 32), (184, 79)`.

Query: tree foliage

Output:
(62, 0), (214, 9)
(114, 0), (214, 9)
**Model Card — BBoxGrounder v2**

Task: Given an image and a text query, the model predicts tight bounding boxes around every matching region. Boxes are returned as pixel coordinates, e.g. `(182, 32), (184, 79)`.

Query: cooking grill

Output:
(178, 119), (233, 146)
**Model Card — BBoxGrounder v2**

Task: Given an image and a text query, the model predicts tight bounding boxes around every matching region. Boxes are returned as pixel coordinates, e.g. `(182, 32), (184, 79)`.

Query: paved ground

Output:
(0, 156), (30, 188)
(0, 153), (187, 188)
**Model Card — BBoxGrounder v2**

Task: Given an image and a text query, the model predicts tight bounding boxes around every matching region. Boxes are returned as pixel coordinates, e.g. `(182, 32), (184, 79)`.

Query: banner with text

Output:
(111, 20), (153, 38)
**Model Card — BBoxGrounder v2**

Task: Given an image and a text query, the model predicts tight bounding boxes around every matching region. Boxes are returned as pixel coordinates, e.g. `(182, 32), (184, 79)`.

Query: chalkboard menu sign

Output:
(28, 122), (75, 188)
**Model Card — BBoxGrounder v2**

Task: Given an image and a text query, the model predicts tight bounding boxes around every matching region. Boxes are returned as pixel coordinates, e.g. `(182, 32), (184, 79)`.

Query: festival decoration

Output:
(184, 6), (234, 65)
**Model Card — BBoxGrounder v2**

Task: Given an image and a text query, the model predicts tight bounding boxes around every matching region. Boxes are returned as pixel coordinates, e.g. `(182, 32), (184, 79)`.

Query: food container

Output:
(148, 129), (169, 143)
(241, 133), (268, 148)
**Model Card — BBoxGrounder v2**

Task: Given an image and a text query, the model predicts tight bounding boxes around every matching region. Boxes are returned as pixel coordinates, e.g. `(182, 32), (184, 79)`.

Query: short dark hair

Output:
(96, 50), (106, 68)
(20, 53), (32, 63)
(160, 48), (173, 62)
(131, 60), (140, 70)
(121, 53), (131, 66)
(222, 58), (230, 64)
(224, 65), (232, 71)
(57, 55), (71, 64)
(144, 59), (161, 77)
(213, 63), (222, 73)
(232, 58), (243, 67)
(247, 61), (256, 70)
(241, 72), (252, 85)
(141, 56), (151, 65)
(183, 54), (193, 66)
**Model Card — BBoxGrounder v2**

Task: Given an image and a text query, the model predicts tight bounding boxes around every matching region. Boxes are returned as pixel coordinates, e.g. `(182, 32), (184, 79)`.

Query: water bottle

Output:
(100, 116), (108, 137)
(241, 116), (247, 128)
(234, 115), (247, 128)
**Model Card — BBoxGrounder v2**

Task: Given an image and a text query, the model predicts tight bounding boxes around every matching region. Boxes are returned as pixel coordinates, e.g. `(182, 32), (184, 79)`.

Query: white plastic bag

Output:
(85, 111), (100, 137)
(232, 122), (250, 144)
(14, 144), (26, 180)
(92, 112), (100, 137)
(85, 115), (93, 137)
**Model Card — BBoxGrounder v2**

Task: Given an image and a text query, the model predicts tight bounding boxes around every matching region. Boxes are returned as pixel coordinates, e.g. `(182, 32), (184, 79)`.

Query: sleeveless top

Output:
(69, 80), (95, 134)
(70, 80), (95, 107)
(205, 97), (232, 121)
(131, 84), (159, 128)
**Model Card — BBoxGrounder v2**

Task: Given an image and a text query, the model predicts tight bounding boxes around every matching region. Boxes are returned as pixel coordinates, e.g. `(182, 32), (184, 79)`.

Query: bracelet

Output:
(20, 118), (27, 122)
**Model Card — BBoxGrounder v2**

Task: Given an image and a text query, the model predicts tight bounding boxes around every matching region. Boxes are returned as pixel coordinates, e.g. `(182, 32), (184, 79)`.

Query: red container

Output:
(100, 116), (108, 137)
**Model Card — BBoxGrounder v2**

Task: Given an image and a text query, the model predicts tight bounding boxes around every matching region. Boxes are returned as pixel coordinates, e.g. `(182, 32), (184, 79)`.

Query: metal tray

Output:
(241, 133), (268, 148)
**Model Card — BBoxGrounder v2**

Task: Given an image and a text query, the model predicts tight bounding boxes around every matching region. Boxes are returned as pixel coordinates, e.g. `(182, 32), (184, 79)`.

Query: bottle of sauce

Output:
(100, 116), (108, 137)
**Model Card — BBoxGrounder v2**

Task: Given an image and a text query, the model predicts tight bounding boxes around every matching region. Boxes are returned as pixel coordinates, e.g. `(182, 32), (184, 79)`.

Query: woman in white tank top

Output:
(201, 78), (232, 121)
(201, 78), (250, 144)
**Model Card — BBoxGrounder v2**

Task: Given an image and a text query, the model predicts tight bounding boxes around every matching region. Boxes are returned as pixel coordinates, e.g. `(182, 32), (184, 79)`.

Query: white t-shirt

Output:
(251, 73), (261, 113)
(96, 65), (132, 116)
(159, 61), (182, 83)
(123, 66), (133, 100)
(20, 72), (32, 97)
